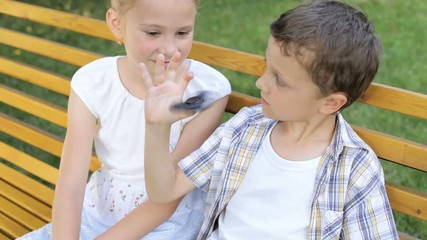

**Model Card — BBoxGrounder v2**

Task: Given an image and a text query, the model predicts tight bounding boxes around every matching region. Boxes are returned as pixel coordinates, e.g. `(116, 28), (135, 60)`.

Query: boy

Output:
(142, 0), (398, 239)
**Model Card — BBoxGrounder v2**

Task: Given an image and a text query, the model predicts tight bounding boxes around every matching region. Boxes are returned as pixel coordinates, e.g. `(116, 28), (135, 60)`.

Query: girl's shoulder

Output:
(188, 59), (229, 85)
(69, 56), (122, 118)
(73, 56), (120, 78)
(185, 59), (231, 100)
(71, 56), (121, 90)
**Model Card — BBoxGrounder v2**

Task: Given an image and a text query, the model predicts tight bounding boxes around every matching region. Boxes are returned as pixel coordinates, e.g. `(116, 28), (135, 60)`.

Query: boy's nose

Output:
(255, 74), (265, 90)
(256, 74), (271, 94)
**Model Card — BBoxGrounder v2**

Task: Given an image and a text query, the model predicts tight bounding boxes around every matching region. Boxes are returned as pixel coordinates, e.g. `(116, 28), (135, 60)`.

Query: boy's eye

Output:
(275, 74), (286, 87)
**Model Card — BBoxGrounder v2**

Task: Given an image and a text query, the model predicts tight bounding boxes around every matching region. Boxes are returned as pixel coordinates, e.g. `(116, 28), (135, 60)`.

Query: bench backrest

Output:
(0, 1), (426, 239)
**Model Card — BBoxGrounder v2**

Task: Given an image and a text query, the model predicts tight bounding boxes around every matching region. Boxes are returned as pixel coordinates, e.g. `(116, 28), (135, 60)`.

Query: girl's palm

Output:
(142, 52), (194, 125)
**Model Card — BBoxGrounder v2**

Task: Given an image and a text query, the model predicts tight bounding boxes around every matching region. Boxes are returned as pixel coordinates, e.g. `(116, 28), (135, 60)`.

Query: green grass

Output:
(1, 0), (426, 238)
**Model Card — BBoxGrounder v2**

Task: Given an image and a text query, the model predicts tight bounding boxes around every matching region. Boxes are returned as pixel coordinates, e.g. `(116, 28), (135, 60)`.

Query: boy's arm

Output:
(342, 174), (399, 240)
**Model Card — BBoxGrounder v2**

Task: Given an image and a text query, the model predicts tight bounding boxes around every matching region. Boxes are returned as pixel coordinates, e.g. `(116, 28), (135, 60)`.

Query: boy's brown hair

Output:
(270, 0), (382, 109)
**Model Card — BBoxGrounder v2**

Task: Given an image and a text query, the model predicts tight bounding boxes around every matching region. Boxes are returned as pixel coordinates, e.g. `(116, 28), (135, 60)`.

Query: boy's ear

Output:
(320, 92), (347, 114)
(106, 8), (123, 41)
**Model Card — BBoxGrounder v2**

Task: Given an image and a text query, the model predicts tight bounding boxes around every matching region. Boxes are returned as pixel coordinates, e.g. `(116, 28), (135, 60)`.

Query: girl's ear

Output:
(320, 92), (348, 114)
(106, 8), (123, 41)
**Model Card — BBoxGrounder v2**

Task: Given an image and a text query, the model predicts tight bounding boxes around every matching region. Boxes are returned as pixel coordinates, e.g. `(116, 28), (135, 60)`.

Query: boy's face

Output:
(256, 36), (325, 122)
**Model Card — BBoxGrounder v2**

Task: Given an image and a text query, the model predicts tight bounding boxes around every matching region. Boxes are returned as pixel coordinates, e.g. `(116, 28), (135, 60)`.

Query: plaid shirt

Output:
(179, 105), (398, 240)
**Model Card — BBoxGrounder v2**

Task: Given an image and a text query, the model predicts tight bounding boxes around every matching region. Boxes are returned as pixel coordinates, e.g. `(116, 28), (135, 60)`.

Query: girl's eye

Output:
(146, 31), (160, 37)
(176, 31), (190, 36)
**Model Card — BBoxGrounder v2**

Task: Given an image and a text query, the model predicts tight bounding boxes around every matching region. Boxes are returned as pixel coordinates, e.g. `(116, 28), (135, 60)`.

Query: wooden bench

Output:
(0, 1), (426, 239)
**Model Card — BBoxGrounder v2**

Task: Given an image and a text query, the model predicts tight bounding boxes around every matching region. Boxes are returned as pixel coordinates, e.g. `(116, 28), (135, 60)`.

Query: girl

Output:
(17, 0), (230, 239)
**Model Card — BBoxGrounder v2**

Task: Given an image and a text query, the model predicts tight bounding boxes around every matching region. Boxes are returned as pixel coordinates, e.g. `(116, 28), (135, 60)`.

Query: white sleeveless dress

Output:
(17, 56), (231, 240)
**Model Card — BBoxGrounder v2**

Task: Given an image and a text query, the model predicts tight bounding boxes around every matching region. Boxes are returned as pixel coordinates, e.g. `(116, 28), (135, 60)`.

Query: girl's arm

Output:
(97, 96), (229, 239)
(52, 90), (97, 240)
(96, 198), (182, 240)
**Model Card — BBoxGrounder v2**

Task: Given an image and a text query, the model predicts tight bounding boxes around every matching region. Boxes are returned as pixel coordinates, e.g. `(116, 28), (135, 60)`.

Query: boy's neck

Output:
(271, 114), (337, 161)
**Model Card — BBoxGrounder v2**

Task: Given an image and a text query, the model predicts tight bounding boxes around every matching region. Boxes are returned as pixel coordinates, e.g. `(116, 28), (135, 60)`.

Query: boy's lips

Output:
(261, 97), (269, 105)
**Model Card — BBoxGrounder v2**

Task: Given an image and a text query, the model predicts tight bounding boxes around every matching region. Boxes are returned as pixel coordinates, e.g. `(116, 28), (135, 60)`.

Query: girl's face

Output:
(114, 0), (196, 77)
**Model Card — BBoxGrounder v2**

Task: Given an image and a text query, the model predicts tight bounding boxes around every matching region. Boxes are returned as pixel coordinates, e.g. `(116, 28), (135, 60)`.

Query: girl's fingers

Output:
(179, 70), (194, 90)
(154, 53), (165, 85)
(139, 63), (153, 88)
(166, 52), (181, 83)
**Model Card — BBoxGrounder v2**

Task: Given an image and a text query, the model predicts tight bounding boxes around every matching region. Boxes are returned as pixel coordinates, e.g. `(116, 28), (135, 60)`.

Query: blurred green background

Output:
(0, 0), (426, 238)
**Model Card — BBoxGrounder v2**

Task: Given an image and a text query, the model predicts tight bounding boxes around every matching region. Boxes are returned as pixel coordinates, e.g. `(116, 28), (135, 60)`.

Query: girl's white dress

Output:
(17, 56), (231, 239)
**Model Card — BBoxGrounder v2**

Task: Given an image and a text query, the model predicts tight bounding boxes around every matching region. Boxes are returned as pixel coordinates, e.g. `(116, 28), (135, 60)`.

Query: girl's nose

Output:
(160, 37), (178, 58)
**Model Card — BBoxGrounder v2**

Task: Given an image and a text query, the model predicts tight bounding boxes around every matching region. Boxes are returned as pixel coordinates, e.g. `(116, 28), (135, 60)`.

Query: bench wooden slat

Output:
(386, 182), (427, 221)
(353, 126), (427, 173)
(0, 212), (28, 239)
(0, 142), (58, 185)
(360, 83), (427, 120)
(0, 231), (13, 240)
(0, 163), (54, 206)
(0, 114), (101, 172)
(0, 28), (101, 67)
(0, 57), (70, 96)
(398, 232), (423, 240)
(0, 0), (114, 41)
(0, 196), (46, 231)
(0, 114), (63, 158)
(226, 92), (260, 114)
(189, 42), (265, 76)
(0, 179), (51, 222)
(0, 85), (67, 128)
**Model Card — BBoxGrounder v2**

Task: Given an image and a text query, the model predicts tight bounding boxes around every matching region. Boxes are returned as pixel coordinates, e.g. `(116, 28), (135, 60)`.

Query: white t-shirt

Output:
(209, 125), (321, 240)
(70, 56), (231, 238)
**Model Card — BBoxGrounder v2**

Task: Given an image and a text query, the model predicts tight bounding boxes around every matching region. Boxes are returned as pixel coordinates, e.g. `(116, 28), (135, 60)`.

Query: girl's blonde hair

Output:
(110, 0), (198, 16)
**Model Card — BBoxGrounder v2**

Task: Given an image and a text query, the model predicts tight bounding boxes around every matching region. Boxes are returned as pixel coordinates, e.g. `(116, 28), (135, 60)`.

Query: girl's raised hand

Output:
(141, 52), (195, 125)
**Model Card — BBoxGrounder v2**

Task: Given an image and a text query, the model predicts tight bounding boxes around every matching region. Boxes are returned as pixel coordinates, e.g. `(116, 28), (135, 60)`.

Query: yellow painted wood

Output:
(0, 142), (58, 185)
(0, 57), (70, 96)
(398, 232), (422, 240)
(0, 210), (30, 239)
(226, 91), (260, 114)
(0, 0), (114, 41)
(0, 28), (102, 67)
(0, 231), (12, 240)
(353, 126), (427, 172)
(0, 196), (46, 230)
(190, 41), (266, 77)
(0, 85), (67, 128)
(0, 114), (101, 171)
(0, 163), (54, 206)
(386, 182), (427, 221)
(0, 114), (63, 158)
(0, 179), (51, 222)
(360, 83), (427, 120)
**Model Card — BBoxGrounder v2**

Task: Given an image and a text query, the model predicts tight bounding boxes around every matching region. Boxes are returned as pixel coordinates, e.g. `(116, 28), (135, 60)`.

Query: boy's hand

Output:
(141, 52), (195, 125)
